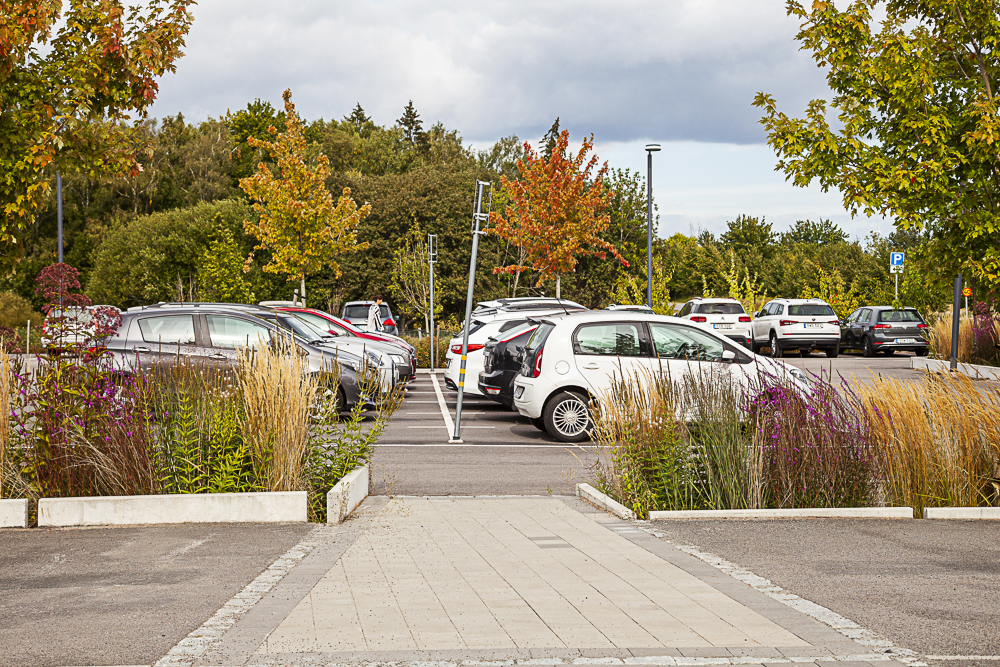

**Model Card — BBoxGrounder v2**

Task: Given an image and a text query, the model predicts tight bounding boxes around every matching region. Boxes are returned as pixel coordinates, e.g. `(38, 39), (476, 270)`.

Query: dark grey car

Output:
(106, 306), (371, 409)
(841, 306), (930, 356)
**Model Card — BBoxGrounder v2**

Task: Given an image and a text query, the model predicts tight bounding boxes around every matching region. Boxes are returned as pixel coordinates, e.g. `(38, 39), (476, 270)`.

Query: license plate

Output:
(713, 323), (732, 329)
(895, 338), (916, 344)
(514, 386), (524, 399)
(805, 323), (823, 329)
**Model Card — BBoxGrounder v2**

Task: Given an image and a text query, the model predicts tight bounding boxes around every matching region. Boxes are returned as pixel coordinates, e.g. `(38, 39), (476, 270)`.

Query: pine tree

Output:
(397, 101), (427, 150)
(541, 118), (561, 159)
(346, 103), (372, 137)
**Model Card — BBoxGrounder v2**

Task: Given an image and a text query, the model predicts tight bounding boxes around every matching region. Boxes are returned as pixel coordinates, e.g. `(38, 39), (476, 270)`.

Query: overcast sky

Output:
(150, 0), (887, 239)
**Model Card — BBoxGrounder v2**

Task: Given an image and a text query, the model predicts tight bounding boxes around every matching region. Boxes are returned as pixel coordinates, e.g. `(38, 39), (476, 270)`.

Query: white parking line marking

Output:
(429, 373), (455, 437)
(378, 443), (597, 448)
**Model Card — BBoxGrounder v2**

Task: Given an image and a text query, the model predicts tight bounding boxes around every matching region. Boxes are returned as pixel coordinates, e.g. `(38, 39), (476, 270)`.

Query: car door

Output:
(572, 321), (651, 395)
(204, 314), (274, 369)
(130, 314), (199, 369)
(753, 302), (774, 342)
(842, 309), (861, 345)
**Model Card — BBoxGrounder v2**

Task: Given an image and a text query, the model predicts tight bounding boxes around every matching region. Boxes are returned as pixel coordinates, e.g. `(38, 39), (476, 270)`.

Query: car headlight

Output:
(389, 354), (405, 364)
(366, 350), (385, 367)
(789, 367), (809, 385)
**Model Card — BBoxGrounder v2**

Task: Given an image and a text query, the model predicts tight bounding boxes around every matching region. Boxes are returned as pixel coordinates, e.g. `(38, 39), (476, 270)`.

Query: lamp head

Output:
(645, 143), (661, 152)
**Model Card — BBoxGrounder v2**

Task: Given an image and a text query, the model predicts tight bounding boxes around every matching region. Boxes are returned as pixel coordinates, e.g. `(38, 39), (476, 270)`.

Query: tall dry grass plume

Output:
(238, 342), (317, 492)
(927, 313), (974, 361)
(858, 374), (1000, 515)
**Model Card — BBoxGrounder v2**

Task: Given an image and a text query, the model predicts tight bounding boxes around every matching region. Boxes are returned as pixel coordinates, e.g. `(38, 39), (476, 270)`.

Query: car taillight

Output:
(779, 320), (796, 327)
(532, 347), (544, 378)
(917, 323), (929, 328)
(691, 316), (707, 323)
(450, 343), (485, 354)
(828, 320), (840, 325)
(873, 324), (891, 329)
(383, 318), (395, 327)
(738, 316), (751, 323)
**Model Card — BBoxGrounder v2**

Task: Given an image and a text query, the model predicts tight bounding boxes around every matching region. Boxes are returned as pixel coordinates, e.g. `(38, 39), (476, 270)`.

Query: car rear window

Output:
(499, 319), (528, 333)
(698, 302), (745, 315)
(524, 322), (555, 353)
(879, 309), (922, 322)
(788, 304), (835, 317)
(342, 305), (368, 319)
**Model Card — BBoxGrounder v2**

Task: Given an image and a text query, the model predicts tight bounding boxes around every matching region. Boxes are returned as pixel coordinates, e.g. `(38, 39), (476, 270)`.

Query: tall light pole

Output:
(57, 170), (64, 263)
(644, 144), (660, 309)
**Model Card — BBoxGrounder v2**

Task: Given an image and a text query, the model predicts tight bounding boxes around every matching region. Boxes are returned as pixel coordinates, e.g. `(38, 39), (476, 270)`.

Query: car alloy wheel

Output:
(862, 336), (875, 357)
(769, 333), (783, 358)
(544, 391), (591, 443)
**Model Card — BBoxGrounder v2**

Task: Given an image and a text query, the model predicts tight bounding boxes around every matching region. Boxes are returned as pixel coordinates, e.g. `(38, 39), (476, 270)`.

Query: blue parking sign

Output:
(890, 252), (905, 266)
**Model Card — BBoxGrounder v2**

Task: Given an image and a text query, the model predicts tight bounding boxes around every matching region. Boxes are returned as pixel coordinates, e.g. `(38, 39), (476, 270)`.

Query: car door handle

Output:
(133, 346), (150, 353)
(208, 353), (227, 360)
(581, 362), (600, 370)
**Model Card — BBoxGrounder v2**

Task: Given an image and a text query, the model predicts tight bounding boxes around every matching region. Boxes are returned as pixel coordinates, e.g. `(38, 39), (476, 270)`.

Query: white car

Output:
(511, 311), (810, 442)
(677, 297), (752, 349)
(750, 298), (841, 358)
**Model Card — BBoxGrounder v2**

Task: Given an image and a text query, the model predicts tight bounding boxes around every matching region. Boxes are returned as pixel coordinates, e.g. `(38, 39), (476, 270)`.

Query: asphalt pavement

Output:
(0, 523), (313, 667)
(373, 373), (595, 496)
(654, 518), (1000, 661)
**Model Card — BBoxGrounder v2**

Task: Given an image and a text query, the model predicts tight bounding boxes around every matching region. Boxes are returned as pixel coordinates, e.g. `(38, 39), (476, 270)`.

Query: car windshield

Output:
(698, 302), (745, 315)
(788, 304), (835, 316)
(278, 315), (331, 342)
(879, 309), (923, 322)
(343, 304), (389, 319)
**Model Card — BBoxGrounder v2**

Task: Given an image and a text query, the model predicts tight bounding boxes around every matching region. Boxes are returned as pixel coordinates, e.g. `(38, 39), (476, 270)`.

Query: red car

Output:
(275, 306), (417, 378)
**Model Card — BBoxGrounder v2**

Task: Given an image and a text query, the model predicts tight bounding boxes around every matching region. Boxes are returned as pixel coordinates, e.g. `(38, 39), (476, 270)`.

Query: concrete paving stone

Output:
(723, 648), (786, 658)
(677, 648), (735, 657)
(626, 649), (684, 658)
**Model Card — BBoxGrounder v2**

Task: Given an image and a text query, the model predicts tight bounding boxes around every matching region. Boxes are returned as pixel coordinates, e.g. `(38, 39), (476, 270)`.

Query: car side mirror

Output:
(722, 349), (736, 362)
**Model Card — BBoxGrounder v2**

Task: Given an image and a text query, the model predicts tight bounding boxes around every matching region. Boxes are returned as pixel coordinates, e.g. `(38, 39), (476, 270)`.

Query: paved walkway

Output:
(183, 497), (910, 667)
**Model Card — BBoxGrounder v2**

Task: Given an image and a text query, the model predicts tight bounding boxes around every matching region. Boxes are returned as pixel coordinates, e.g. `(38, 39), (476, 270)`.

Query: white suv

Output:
(677, 297), (751, 349)
(750, 298), (841, 358)
(444, 303), (586, 395)
(512, 311), (808, 442)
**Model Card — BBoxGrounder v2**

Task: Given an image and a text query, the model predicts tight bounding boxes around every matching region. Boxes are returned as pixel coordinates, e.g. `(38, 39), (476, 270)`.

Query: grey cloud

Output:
(151, 0), (831, 145)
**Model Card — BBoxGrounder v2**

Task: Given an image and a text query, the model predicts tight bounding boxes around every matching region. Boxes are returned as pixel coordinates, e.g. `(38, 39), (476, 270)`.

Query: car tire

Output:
(751, 338), (761, 354)
(800, 349), (812, 357)
(530, 417), (546, 431)
(862, 336), (875, 358)
(826, 344), (840, 358)
(335, 387), (347, 412)
(769, 332), (783, 358)
(543, 391), (592, 443)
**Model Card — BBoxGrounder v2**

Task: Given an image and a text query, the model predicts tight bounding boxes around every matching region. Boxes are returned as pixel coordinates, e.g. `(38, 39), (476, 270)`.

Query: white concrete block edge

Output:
(327, 464), (369, 524)
(634, 521), (928, 666)
(154, 524), (336, 667)
(911, 356), (1000, 380)
(0, 498), (29, 528)
(38, 491), (307, 527)
(576, 482), (637, 521)
(923, 506), (1000, 519)
(649, 507), (914, 520)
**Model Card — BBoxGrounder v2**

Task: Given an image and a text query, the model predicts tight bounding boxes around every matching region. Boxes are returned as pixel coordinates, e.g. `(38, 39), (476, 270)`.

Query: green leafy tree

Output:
(397, 100), (427, 152)
(198, 218), (255, 303)
(389, 229), (441, 330)
(0, 0), (195, 273)
(754, 0), (1000, 291)
(780, 219), (848, 246)
(240, 89), (371, 304)
(720, 215), (776, 258)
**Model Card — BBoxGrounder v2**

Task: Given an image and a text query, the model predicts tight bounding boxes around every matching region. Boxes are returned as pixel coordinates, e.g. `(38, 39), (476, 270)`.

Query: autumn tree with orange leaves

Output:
(0, 0), (196, 273)
(490, 130), (627, 298)
(240, 89), (371, 304)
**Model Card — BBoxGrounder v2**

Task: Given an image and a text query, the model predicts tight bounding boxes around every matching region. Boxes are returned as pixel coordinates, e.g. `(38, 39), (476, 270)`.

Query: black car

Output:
(477, 320), (540, 409)
(841, 306), (930, 356)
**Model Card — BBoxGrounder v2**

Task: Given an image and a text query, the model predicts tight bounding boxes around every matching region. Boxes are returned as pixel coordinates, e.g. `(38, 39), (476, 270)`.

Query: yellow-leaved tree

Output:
(240, 89), (370, 302)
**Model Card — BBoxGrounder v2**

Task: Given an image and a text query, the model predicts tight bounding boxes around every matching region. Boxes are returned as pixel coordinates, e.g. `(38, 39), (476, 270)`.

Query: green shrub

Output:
(0, 291), (42, 329)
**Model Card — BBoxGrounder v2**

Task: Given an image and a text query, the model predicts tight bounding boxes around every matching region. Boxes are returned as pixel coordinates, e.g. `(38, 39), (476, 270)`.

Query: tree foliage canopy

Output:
(0, 0), (195, 272)
(754, 0), (1000, 290)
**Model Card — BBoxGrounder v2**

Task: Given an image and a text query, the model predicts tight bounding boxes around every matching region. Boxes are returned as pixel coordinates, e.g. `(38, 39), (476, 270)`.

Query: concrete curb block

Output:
(0, 499), (29, 528)
(576, 483), (637, 521)
(327, 464), (369, 523)
(912, 356), (1000, 380)
(649, 507), (914, 520)
(923, 506), (1000, 519)
(38, 491), (307, 527)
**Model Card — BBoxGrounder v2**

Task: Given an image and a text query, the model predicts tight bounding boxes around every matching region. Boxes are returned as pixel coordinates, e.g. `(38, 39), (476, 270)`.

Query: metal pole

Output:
(57, 171), (64, 263)
(646, 151), (653, 309)
(451, 181), (491, 443)
(894, 272), (898, 302)
(950, 274), (962, 371)
(428, 234), (436, 371)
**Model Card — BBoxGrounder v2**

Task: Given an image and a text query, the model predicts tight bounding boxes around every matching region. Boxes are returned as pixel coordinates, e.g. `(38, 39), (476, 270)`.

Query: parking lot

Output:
(373, 351), (928, 496)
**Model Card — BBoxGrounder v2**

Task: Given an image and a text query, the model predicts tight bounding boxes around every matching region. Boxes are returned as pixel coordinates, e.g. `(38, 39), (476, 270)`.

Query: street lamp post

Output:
(644, 144), (660, 309)
(57, 170), (64, 263)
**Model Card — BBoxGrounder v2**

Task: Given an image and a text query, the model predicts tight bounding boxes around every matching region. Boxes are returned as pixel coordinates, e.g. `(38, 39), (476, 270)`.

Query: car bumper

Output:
(873, 336), (929, 349)
(777, 336), (840, 349)
(513, 377), (544, 419)
(478, 370), (508, 404)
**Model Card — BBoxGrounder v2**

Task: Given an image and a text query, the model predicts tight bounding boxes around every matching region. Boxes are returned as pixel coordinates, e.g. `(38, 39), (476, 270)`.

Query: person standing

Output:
(367, 296), (384, 332)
